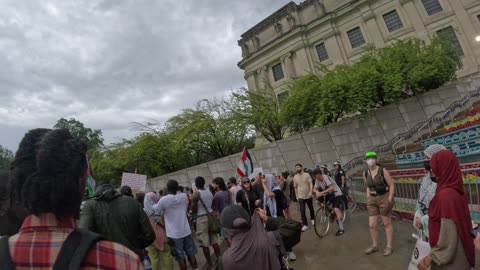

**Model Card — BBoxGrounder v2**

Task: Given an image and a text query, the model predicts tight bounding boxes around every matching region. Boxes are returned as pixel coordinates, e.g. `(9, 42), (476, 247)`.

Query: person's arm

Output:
(294, 177), (299, 200)
(315, 184), (334, 197)
(153, 197), (164, 214)
(419, 218), (458, 268)
(236, 190), (242, 204)
(137, 203), (156, 248)
(262, 178), (275, 198)
(383, 168), (395, 202)
(78, 201), (95, 231)
(341, 175), (346, 190)
(363, 172), (370, 199)
(308, 176), (313, 198)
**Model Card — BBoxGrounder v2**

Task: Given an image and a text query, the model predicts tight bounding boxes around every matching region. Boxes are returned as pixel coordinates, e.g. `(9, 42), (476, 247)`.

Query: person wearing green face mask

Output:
(363, 152), (395, 257)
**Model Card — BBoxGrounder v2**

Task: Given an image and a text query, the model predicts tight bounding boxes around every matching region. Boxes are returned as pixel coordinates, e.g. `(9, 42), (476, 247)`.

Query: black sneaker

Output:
(336, 230), (345, 236)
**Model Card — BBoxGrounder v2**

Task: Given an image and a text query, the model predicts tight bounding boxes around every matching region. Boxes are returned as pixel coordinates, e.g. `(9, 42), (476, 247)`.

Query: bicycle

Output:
(314, 193), (346, 238)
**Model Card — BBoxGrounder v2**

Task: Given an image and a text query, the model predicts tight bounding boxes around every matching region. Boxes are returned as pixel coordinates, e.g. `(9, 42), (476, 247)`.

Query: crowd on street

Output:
(0, 128), (479, 270)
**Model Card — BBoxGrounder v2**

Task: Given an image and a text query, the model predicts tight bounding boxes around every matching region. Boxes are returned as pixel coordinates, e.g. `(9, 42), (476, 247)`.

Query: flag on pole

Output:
(236, 147), (253, 178)
(86, 156), (96, 196)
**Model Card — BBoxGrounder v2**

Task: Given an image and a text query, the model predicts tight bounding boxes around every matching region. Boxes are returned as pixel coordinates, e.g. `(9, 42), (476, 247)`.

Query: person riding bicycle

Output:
(313, 168), (345, 236)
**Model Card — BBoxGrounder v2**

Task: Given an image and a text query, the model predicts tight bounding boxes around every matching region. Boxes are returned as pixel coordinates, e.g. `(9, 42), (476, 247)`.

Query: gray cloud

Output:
(0, 0), (291, 150)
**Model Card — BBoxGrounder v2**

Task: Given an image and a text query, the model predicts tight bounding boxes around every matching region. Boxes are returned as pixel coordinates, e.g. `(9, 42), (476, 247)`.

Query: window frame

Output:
(347, 27), (366, 49)
(421, 0), (443, 16)
(436, 26), (464, 57)
(315, 42), (329, 62)
(382, 10), (404, 32)
(272, 63), (285, 82)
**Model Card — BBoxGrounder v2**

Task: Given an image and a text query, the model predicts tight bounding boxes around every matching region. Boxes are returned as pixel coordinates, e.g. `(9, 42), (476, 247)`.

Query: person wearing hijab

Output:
(262, 174), (284, 218)
(144, 192), (174, 270)
(414, 144), (446, 240)
(220, 205), (281, 270)
(418, 150), (475, 270)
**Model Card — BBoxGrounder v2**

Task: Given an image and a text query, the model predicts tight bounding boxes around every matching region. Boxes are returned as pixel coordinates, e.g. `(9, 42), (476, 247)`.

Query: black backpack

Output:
(0, 229), (104, 270)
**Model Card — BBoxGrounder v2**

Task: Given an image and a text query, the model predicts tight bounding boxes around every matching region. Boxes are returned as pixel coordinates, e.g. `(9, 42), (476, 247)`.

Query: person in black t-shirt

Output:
(334, 161), (346, 191)
(236, 177), (261, 215)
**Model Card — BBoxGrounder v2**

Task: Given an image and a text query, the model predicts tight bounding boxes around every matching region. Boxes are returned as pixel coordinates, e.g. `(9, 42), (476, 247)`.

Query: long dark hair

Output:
(11, 129), (87, 218)
(213, 177), (227, 191)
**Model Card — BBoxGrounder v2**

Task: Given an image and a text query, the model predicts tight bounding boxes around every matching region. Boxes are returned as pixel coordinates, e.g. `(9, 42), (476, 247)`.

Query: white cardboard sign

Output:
(121, 173), (147, 193)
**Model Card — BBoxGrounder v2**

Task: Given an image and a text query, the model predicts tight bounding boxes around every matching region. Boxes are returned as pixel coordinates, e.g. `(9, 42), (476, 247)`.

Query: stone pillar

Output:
(257, 66), (270, 90)
(281, 52), (295, 79)
(400, 0), (429, 40)
(361, 9), (385, 48)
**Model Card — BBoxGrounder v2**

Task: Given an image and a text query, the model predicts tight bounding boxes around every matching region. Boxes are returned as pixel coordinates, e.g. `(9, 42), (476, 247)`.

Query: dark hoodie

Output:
(78, 184), (155, 257)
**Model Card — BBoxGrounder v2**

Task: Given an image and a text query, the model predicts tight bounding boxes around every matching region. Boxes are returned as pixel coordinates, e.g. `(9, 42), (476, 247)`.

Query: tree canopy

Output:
(0, 145), (13, 173)
(54, 118), (104, 151)
(279, 37), (461, 133)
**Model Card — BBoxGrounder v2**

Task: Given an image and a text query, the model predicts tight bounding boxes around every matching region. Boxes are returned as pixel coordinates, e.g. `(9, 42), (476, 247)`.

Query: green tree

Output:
(280, 37), (461, 131)
(166, 98), (255, 160)
(0, 145), (13, 173)
(231, 88), (286, 142)
(54, 118), (104, 151)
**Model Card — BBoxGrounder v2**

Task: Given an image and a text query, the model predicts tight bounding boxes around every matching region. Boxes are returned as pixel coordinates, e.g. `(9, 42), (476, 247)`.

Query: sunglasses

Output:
(242, 181), (251, 184)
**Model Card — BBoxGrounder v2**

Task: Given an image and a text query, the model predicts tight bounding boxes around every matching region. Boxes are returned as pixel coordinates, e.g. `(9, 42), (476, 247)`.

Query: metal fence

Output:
(350, 164), (480, 222)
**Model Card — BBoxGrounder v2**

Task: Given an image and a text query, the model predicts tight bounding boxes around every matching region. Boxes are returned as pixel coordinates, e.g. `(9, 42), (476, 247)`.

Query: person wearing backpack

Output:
(0, 129), (141, 270)
(363, 152), (395, 257)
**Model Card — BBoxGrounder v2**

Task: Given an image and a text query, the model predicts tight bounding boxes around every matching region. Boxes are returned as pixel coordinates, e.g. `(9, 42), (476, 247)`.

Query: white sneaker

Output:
(288, 251), (296, 261)
(301, 225), (308, 232)
(311, 219), (315, 226)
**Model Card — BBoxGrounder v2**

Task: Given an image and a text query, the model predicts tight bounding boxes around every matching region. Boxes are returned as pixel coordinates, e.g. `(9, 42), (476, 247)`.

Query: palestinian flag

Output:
(86, 157), (96, 196)
(236, 147), (253, 178)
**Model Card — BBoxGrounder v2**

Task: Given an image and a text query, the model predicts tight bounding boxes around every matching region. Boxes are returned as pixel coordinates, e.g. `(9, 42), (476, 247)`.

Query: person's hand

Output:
(308, 192), (312, 198)
(388, 197), (393, 203)
(418, 255), (432, 270)
(261, 177), (267, 184)
(415, 217), (423, 230)
(255, 199), (261, 206)
(254, 174), (261, 182)
(475, 232), (480, 251)
(256, 208), (268, 222)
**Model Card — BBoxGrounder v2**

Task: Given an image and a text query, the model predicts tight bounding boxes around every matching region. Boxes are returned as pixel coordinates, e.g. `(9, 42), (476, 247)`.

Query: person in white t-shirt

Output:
(228, 177), (242, 205)
(154, 180), (198, 270)
(313, 168), (345, 236)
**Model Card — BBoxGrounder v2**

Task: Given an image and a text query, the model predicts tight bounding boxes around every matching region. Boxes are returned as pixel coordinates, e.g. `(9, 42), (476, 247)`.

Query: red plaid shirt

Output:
(7, 213), (141, 270)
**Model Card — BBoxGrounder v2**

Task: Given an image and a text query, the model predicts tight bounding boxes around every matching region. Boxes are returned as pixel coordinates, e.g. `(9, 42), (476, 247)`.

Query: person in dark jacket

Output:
(79, 183), (155, 257)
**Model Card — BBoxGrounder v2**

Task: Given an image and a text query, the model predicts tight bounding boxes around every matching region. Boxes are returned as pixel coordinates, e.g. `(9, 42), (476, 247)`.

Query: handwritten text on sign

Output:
(121, 173), (147, 193)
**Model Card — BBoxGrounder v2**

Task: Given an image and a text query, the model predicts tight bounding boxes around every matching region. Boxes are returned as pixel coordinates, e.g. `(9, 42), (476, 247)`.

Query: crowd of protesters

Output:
(0, 128), (478, 270)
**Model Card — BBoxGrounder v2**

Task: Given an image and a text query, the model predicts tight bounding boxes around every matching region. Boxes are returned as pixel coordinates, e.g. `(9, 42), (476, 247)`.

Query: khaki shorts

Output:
(367, 193), (394, 217)
(196, 215), (218, 247)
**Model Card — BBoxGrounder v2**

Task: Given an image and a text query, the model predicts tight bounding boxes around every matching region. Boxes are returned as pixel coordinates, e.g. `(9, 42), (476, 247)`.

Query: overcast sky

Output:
(0, 0), (295, 151)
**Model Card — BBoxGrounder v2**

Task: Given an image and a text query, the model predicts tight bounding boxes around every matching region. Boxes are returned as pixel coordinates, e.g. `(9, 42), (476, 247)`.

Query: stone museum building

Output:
(238, 0), (480, 97)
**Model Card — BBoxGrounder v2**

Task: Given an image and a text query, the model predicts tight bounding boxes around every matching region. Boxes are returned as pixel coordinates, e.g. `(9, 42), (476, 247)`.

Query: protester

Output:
(120, 185), (134, 197)
(154, 180), (198, 270)
(79, 182), (155, 257)
(236, 177), (261, 215)
(262, 174), (285, 218)
(279, 172), (291, 218)
(363, 152), (395, 256)
(321, 164), (331, 177)
(220, 205), (281, 270)
(413, 144), (446, 240)
(191, 176), (221, 268)
(293, 163), (315, 232)
(144, 192), (174, 270)
(136, 192), (146, 206)
(212, 177), (233, 246)
(313, 168), (345, 236)
(2, 128), (141, 269)
(262, 173), (297, 262)
(418, 150), (475, 270)
(229, 177), (242, 205)
(251, 173), (265, 208)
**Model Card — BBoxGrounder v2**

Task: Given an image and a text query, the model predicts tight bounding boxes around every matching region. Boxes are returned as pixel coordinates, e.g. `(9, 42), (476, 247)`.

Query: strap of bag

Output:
(53, 229), (104, 270)
(0, 236), (15, 270)
(198, 197), (212, 217)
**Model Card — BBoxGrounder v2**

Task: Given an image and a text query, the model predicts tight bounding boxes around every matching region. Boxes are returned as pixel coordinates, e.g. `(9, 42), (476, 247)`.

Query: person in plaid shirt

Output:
(2, 128), (141, 269)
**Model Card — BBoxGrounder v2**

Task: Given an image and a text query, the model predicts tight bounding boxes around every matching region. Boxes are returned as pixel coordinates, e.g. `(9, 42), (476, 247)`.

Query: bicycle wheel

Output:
(314, 206), (330, 238)
(346, 195), (356, 214)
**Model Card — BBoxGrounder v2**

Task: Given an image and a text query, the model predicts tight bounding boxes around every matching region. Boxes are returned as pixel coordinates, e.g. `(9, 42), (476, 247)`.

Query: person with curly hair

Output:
(1, 128), (142, 269)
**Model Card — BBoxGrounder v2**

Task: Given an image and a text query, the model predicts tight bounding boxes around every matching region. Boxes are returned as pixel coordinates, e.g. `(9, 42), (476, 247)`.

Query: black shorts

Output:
(331, 196), (344, 209)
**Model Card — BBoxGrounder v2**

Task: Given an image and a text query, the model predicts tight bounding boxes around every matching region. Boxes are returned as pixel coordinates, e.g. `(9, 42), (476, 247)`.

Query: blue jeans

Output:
(299, 198), (315, 226)
(168, 234), (197, 261)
